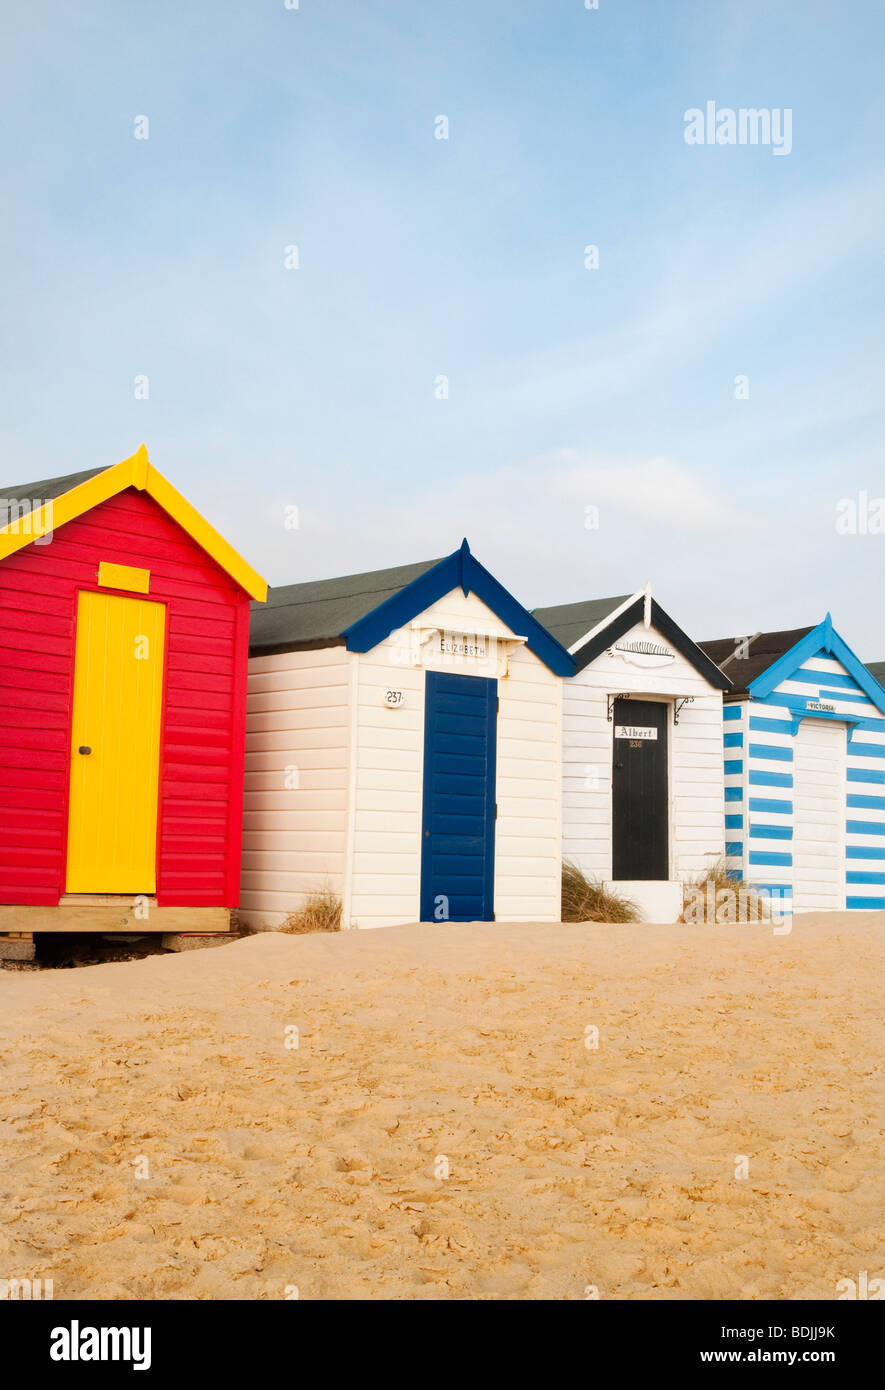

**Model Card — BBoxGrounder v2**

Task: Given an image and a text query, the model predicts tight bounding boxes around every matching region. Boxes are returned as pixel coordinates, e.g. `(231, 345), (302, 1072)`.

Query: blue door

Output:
(420, 671), (497, 922)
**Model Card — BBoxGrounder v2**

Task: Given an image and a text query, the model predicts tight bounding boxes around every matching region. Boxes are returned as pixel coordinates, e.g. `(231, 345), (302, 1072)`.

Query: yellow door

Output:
(66, 591), (166, 893)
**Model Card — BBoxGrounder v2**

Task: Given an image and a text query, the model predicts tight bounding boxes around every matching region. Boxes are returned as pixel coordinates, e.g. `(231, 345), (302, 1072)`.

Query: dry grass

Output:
(681, 859), (769, 923)
(279, 888), (343, 935)
(561, 861), (639, 923)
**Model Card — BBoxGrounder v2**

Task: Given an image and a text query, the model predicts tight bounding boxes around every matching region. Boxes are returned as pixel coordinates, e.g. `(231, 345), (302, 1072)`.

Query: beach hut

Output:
(532, 587), (731, 922)
(0, 446), (266, 947)
(241, 540), (572, 929)
(699, 619), (885, 912)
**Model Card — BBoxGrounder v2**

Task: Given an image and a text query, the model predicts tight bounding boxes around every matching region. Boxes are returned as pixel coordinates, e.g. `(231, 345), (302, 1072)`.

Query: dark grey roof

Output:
(249, 556), (445, 654)
(867, 661), (885, 689)
(699, 627), (815, 696)
(0, 467), (105, 518)
(531, 595), (630, 651)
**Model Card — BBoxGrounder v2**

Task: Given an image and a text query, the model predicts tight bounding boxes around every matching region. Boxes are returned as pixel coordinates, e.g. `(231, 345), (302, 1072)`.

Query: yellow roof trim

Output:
(0, 445), (267, 602)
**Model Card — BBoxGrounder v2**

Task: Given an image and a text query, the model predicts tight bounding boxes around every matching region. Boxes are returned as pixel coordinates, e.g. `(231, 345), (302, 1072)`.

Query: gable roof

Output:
(250, 539), (575, 675)
(699, 627), (815, 695)
(535, 589), (731, 688)
(531, 595), (630, 651)
(250, 556), (443, 653)
(745, 615), (885, 714)
(0, 445), (267, 601)
(702, 617), (885, 717)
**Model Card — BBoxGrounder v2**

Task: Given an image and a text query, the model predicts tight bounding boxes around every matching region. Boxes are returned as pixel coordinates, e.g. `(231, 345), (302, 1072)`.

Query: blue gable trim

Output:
(748, 616), (885, 718)
(342, 539), (575, 676)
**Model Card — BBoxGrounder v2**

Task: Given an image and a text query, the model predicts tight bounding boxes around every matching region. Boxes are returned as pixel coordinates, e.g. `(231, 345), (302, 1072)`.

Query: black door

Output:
(611, 698), (669, 880)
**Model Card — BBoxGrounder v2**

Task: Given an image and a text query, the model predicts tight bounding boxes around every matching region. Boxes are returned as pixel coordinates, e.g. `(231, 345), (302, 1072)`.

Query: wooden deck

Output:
(0, 899), (231, 934)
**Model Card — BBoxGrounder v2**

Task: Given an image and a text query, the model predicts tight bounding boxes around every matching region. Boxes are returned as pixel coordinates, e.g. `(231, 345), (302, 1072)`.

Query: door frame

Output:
(609, 693), (672, 881)
(62, 585), (168, 896)
(419, 669), (497, 922)
(791, 715), (848, 912)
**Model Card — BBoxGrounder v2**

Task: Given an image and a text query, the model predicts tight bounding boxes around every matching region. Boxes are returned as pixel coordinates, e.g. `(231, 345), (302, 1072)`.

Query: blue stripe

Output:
(850, 716), (885, 732)
(846, 820), (885, 836)
(749, 743), (793, 762)
(847, 742), (885, 759)
(846, 845), (885, 860)
(818, 687), (869, 703)
(725, 841), (743, 857)
(758, 883), (792, 896)
(790, 669), (858, 689)
(847, 767), (885, 785)
(847, 896), (885, 909)
(749, 796), (793, 815)
(847, 793), (885, 811)
(725, 786), (743, 802)
(750, 770), (793, 788)
(724, 759), (743, 776)
(749, 823), (793, 840)
(723, 705), (742, 722)
(749, 716), (794, 735)
(749, 851), (792, 866)
(723, 732), (743, 748)
(847, 871), (885, 884)
(725, 814), (743, 829)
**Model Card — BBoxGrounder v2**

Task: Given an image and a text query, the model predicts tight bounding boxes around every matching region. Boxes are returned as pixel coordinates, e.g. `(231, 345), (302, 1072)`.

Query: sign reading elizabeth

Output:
(615, 725), (658, 740)
(609, 638), (676, 667)
(440, 632), (487, 658)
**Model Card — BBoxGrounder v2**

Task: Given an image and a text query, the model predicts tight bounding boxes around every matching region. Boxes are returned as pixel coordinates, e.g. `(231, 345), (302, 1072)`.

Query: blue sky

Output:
(2, 1), (883, 655)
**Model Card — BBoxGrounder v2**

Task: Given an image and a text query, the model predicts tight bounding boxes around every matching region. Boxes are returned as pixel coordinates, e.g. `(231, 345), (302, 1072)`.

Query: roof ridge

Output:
(267, 556), (445, 598)
(0, 465), (105, 499)
(533, 593), (629, 612)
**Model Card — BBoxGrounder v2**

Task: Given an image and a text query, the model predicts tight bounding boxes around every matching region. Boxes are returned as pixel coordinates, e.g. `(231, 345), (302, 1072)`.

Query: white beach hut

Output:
(533, 586), (731, 922)
(700, 618), (885, 913)
(240, 541), (573, 929)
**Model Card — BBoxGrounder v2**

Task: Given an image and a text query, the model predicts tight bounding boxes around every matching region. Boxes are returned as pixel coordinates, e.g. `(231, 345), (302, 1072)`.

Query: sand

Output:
(1, 913), (882, 1300)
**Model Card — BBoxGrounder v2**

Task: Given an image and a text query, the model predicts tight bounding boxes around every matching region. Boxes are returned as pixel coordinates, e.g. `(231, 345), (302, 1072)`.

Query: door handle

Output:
(78, 746), (92, 755)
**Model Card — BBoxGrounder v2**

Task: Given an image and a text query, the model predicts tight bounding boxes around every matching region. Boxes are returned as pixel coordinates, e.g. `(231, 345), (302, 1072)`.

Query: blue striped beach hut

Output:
(700, 617), (885, 913)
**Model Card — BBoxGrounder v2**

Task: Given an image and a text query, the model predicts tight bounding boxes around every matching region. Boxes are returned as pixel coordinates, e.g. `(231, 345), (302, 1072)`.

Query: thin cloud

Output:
(545, 452), (736, 530)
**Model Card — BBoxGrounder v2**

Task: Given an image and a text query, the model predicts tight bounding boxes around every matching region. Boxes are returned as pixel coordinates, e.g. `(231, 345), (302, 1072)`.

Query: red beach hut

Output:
(0, 445), (265, 949)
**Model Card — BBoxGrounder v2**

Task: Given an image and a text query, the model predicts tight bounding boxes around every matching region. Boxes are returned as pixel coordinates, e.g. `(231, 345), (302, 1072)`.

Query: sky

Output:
(2, 1), (883, 656)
